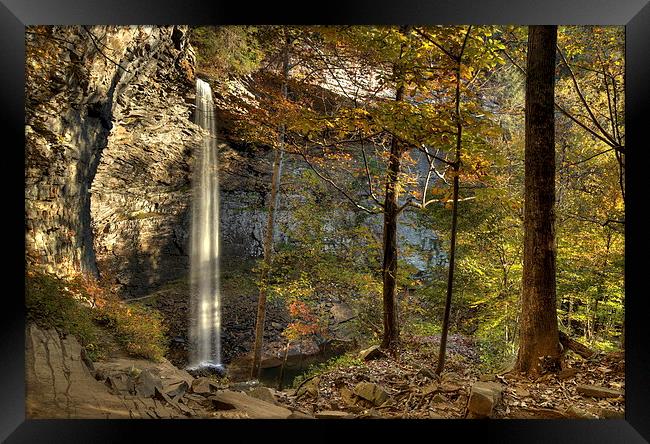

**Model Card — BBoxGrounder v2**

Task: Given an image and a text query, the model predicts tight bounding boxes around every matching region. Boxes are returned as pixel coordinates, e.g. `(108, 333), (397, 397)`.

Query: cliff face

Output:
(25, 26), (202, 294)
(25, 26), (443, 299)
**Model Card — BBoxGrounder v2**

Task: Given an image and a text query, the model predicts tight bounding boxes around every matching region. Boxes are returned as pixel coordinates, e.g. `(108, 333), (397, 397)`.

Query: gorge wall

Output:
(25, 25), (444, 300)
(25, 26), (200, 290)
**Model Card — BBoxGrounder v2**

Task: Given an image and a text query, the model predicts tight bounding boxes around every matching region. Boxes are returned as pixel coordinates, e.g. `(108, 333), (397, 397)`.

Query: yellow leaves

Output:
(428, 186), (447, 196)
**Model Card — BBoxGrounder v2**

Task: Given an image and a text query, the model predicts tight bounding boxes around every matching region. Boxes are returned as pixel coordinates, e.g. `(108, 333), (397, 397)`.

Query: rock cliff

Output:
(25, 26), (202, 294)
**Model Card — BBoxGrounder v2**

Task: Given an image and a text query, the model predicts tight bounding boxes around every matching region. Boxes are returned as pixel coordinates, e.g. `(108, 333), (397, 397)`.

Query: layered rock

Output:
(25, 324), (189, 418)
(88, 27), (202, 296)
(25, 26), (201, 287)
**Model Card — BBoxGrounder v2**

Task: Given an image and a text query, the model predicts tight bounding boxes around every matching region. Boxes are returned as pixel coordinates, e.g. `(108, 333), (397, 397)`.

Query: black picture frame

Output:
(3, 0), (648, 442)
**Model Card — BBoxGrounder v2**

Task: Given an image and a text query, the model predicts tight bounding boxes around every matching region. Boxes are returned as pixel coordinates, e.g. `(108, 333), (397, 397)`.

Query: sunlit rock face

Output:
(25, 25), (443, 299)
(25, 26), (201, 287)
(89, 27), (202, 296)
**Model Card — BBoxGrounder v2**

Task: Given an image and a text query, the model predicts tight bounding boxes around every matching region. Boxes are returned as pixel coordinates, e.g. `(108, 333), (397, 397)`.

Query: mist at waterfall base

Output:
(187, 78), (225, 377)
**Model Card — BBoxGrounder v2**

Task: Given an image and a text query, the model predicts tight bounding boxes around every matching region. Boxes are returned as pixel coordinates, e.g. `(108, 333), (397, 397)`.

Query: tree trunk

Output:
(435, 101), (460, 375)
(277, 340), (291, 391)
(380, 89), (403, 351)
(435, 26), (471, 375)
(567, 295), (573, 335)
(251, 35), (290, 379)
(620, 318), (625, 349)
(515, 25), (561, 375)
(380, 40), (407, 352)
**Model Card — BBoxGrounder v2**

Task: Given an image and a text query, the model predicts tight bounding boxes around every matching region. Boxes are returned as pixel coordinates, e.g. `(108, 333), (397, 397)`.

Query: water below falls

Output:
(188, 78), (223, 372)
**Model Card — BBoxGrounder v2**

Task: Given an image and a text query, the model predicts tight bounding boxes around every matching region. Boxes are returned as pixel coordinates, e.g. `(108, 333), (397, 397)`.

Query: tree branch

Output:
(293, 144), (382, 215)
(82, 26), (130, 73)
(556, 44), (618, 147)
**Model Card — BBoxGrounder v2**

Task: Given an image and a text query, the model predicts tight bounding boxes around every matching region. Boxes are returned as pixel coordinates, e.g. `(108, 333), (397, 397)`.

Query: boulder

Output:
(353, 382), (389, 406)
(597, 408), (625, 419)
(165, 380), (190, 399)
(210, 390), (293, 419)
(467, 382), (503, 418)
(154, 386), (178, 406)
(340, 387), (357, 406)
(288, 410), (315, 419)
(134, 369), (163, 398)
(479, 374), (496, 382)
(576, 384), (623, 399)
(261, 356), (283, 369)
(210, 394), (238, 411)
(565, 405), (599, 419)
(191, 377), (213, 395)
(315, 410), (355, 419)
(296, 377), (320, 399)
(105, 374), (131, 395)
(359, 345), (385, 361)
(247, 386), (278, 405)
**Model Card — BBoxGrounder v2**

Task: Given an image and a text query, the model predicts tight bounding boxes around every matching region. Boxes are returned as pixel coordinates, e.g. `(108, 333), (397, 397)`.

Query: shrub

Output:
(26, 271), (105, 360)
(94, 300), (167, 361)
(26, 270), (167, 362)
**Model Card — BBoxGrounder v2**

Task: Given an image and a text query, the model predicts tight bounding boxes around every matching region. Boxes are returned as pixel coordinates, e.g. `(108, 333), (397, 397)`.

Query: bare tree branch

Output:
(82, 26), (130, 72)
(556, 44), (618, 147)
(292, 143), (382, 215)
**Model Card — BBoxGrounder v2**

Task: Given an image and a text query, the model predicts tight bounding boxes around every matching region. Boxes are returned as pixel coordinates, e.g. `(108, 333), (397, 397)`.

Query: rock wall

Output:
(88, 27), (202, 296)
(25, 26), (202, 292)
(25, 25), (444, 298)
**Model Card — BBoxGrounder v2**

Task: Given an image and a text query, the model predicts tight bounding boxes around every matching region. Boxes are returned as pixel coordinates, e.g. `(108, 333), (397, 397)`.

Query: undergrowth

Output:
(292, 352), (363, 388)
(26, 270), (167, 362)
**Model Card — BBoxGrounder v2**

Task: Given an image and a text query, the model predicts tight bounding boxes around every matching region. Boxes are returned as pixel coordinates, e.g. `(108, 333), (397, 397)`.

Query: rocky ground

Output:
(277, 334), (625, 419)
(27, 321), (625, 420)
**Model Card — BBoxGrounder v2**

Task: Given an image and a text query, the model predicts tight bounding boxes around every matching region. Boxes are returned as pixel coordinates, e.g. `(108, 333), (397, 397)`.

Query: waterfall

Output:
(188, 78), (222, 370)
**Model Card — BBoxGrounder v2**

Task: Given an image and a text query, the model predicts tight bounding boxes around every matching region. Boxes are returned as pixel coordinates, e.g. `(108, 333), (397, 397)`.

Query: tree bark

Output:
(435, 156), (459, 375)
(251, 34), (290, 379)
(515, 25), (561, 375)
(435, 26), (471, 376)
(380, 36), (407, 352)
(380, 84), (404, 352)
(277, 340), (291, 390)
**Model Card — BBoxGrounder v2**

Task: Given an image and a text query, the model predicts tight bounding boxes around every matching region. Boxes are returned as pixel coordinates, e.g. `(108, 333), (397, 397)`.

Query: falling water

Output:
(188, 78), (222, 372)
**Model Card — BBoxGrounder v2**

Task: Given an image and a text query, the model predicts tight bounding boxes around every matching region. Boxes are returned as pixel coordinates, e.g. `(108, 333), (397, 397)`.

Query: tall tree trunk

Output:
(620, 318), (625, 349)
(251, 35), (290, 379)
(515, 25), (561, 375)
(436, 93), (461, 375)
(435, 26), (471, 375)
(380, 84), (403, 352)
(277, 340), (291, 391)
(380, 36), (407, 352)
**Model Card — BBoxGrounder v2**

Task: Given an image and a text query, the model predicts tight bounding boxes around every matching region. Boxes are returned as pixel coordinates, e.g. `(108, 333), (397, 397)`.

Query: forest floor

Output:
(273, 333), (625, 419)
(26, 318), (625, 419)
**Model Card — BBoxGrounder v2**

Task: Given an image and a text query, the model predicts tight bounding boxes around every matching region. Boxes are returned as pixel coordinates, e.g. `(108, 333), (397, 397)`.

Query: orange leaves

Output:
(288, 299), (312, 318)
(284, 300), (321, 341)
